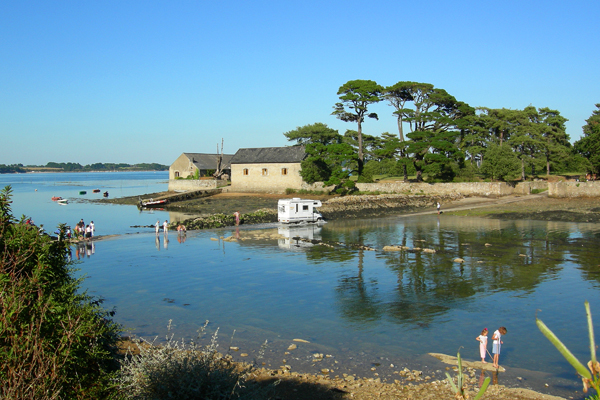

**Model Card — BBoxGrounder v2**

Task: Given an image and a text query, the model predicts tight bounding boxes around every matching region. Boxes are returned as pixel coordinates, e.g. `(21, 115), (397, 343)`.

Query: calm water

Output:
(1, 171), (170, 234)
(2, 172), (599, 398)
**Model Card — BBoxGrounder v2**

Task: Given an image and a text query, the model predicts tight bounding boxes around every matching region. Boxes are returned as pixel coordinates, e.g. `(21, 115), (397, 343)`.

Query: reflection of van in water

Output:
(278, 198), (323, 224)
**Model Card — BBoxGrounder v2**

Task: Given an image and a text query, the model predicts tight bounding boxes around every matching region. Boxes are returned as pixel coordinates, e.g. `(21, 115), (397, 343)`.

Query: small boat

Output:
(51, 196), (62, 201)
(103, 191), (109, 198)
(93, 189), (101, 193)
(57, 199), (69, 205)
(138, 198), (168, 209)
(79, 191), (87, 195)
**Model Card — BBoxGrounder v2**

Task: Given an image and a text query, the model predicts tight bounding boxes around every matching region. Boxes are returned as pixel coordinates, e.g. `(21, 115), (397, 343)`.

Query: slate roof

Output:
(183, 153), (234, 170)
(230, 146), (306, 164)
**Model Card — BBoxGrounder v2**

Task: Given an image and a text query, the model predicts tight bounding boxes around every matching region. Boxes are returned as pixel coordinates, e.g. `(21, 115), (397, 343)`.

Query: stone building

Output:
(169, 153), (233, 180)
(229, 146), (306, 193)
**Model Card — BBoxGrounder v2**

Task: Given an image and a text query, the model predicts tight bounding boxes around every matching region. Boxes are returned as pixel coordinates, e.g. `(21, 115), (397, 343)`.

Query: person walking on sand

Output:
(155, 220), (160, 235)
(492, 326), (507, 368)
(476, 328), (489, 363)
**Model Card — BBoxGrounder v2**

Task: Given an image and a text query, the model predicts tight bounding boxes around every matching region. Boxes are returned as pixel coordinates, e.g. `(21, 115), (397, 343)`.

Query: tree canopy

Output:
(575, 104), (600, 174)
(332, 80), (383, 175)
(283, 79), (591, 184)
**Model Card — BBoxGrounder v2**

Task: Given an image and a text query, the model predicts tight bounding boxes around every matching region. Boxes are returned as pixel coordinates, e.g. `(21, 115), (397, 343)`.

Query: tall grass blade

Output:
(474, 377), (491, 400)
(445, 372), (458, 393)
(457, 351), (463, 390)
(536, 317), (592, 379)
(585, 301), (597, 364)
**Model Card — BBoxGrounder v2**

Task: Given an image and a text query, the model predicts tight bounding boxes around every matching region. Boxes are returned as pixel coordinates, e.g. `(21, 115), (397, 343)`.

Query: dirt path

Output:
(406, 194), (549, 217)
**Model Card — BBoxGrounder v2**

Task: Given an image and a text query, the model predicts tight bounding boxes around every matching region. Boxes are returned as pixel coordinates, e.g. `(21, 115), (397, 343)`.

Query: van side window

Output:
(303, 205), (309, 211)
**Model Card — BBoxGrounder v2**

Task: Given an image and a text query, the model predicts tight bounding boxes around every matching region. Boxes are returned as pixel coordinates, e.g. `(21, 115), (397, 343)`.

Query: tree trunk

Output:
(397, 117), (404, 142)
(403, 164), (408, 182)
(357, 119), (364, 176)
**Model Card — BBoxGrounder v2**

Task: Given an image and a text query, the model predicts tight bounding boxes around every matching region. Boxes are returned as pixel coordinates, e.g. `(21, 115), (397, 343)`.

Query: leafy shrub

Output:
(117, 321), (273, 400)
(0, 186), (122, 400)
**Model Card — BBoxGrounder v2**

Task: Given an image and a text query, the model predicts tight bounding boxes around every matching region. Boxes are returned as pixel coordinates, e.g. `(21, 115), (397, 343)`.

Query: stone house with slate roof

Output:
(169, 153), (234, 180)
(229, 146), (307, 193)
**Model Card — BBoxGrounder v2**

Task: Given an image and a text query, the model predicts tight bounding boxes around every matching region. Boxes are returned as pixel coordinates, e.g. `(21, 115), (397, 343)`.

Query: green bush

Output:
(117, 321), (273, 399)
(0, 186), (122, 399)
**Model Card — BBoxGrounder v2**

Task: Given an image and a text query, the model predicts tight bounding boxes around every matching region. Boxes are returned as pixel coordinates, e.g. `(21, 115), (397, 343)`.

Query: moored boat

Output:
(51, 196), (62, 201)
(79, 191), (87, 195)
(93, 189), (101, 193)
(138, 198), (168, 209)
(57, 199), (68, 205)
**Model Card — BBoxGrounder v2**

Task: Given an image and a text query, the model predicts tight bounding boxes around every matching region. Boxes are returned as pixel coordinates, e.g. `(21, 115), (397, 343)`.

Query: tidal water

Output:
(2, 171), (599, 398)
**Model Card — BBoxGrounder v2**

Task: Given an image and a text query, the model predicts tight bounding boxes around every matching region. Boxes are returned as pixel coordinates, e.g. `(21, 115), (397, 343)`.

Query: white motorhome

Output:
(278, 198), (324, 224)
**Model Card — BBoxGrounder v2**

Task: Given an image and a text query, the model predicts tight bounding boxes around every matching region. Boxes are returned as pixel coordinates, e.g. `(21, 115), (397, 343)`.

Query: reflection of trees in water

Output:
(335, 249), (384, 325)
(567, 229), (600, 287)
(327, 217), (573, 327)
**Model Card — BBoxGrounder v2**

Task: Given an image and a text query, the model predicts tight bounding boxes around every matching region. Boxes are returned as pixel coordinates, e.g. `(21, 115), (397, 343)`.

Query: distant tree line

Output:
(0, 165), (26, 174)
(0, 162), (169, 173)
(285, 80), (599, 188)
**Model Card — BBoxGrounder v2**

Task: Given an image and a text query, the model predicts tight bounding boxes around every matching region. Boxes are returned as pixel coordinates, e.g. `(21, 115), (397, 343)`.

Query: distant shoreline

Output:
(1, 169), (168, 174)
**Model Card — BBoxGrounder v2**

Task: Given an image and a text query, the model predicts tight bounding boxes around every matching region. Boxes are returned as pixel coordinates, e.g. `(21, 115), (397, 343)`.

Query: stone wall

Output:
(319, 193), (462, 220)
(549, 181), (600, 197)
(513, 181), (548, 195)
(168, 179), (227, 191)
(355, 182), (515, 197)
(300, 182), (336, 192)
(230, 162), (303, 193)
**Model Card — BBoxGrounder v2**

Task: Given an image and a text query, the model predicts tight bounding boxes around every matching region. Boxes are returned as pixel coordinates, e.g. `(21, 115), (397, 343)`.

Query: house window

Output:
(262, 168), (268, 176)
(281, 168), (288, 175)
(243, 168), (249, 176)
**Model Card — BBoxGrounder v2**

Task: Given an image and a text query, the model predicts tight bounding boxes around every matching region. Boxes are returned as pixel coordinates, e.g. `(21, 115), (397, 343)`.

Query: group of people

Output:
(155, 220), (168, 235)
(476, 326), (507, 368)
(72, 218), (94, 240)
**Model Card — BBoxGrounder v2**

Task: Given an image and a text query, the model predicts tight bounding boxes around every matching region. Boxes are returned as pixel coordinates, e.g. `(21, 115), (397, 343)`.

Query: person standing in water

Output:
(437, 201), (441, 215)
(476, 328), (488, 363)
(155, 220), (160, 235)
(492, 327), (507, 368)
(163, 220), (169, 234)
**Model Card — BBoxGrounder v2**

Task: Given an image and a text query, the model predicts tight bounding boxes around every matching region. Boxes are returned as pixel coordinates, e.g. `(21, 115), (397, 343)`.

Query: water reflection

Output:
(277, 224), (322, 250)
(74, 241), (95, 260)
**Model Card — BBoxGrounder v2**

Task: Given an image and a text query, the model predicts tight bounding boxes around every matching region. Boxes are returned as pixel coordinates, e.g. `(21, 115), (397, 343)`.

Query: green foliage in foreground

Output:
(0, 186), (122, 399)
(537, 301), (599, 397)
(445, 350), (490, 400)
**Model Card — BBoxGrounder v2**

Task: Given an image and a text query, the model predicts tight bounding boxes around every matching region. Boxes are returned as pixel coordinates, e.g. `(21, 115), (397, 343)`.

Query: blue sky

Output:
(1, 0), (598, 166)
